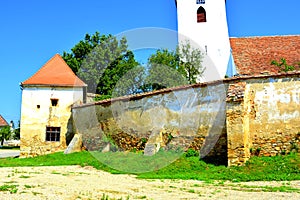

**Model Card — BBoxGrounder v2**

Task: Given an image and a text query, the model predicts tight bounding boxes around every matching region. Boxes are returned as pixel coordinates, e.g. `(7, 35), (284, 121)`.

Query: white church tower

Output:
(175, 0), (236, 81)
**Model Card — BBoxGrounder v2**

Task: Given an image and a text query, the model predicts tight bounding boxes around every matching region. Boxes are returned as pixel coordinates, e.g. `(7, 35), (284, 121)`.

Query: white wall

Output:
(20, 86), (84, 125)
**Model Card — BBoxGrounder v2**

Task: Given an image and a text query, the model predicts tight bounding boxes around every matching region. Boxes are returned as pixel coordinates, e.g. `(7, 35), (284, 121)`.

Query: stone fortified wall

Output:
(226, 73), (300, 165)
(72, 72), (300, 166)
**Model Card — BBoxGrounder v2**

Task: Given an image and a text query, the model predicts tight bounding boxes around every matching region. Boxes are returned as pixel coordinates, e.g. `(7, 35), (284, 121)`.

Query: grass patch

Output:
(91, 150), (182, 173)
(24, 184), (34, 189)
(0, 184), (18, 194)
(51, 171), (61, 175)
(187, 189), (195, 193)
(19, 175), (30, 178)
(261, 185), (300, 193)
(0, 151), (110, 171)
(0, 151), (299, 182)
(137, 152), (300, 182)
(4, 181), (17, 184)
(32, 191), (42, 196)
(228, 184), (300, 193)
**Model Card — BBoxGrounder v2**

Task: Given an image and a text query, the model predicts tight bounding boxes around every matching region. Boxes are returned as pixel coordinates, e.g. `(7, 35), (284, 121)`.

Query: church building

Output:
(18, 1), (300, 157)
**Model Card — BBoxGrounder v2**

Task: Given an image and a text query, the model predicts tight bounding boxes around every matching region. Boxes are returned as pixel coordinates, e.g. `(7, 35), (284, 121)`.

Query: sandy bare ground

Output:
(0, 166), (299, 200)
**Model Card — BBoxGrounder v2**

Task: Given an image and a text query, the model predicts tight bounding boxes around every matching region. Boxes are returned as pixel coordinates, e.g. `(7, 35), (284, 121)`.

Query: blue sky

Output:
(0, 0), (299, 124)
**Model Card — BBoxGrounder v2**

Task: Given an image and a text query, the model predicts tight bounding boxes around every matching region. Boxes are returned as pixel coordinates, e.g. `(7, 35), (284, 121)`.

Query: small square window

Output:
(51, 99), (59, 107)
(46, 127), (60, 142)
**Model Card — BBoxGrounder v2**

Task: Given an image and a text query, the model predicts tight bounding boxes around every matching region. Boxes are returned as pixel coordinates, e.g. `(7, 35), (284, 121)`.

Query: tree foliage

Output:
(63, 32), (204, 100)
(112, 65), (145, 97)
(63, 32), (139, 98)
(177, 40), (205, 84)
(147, 40), (204, 90)
(62, 32), (104, 74)
(0, 126), (11, 146)
(146, 49), (187, 91)
(94, 50), (140, 96)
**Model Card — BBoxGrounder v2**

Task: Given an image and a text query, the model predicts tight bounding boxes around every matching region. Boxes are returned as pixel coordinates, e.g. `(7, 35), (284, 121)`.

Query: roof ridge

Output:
(54, 53), (78, 75)
(22, 54), (61, 84)
(21, 54), (86, 87)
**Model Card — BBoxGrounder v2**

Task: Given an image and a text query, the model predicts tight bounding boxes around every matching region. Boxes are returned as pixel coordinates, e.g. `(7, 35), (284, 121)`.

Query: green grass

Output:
(91, 150), (182, 173)
(0, 151), (299, 182)
(138, 153), (300, 181)
(0, 151), (110, 170)
(0, 184), (18, 194)
(24, 185), (33, 189)
(236, 185), (300, 193)
(19, 175), (30, 178)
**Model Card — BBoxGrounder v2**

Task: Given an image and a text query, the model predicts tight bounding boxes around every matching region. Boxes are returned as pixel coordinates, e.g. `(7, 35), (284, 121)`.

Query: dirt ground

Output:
(0, 165), (299, 200)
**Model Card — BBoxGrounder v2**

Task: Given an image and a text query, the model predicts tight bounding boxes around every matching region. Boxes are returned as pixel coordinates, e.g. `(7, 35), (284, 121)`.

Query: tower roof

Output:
(21, 54), (86, 87)
(0, 115), (8, 127)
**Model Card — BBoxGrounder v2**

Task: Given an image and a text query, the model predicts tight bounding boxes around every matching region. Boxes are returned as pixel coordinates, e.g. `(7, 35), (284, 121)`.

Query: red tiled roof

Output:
(22, 54), (86, 87)
(0, 115), (8, 127)
(230, 35), (300, 75)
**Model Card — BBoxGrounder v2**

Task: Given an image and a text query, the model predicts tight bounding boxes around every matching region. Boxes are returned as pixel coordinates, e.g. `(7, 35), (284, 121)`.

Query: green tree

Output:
(63, 32), (140, 99)
(62, 32), (104, 74)
(96, 50), (140, 97)
(0, 126), (11, 146)
(146, 40), (204, 91)
(146, 49), (187, 91)
(148, 49), (180, 71)
(112, 65), (145, 97)
(177, 40), (205, 84)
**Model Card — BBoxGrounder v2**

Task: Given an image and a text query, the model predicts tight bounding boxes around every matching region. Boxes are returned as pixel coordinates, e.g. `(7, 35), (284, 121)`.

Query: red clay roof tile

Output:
(22, 54), (86, 87)
(230, 35), (300, 75)
(0, 115), (8, 127)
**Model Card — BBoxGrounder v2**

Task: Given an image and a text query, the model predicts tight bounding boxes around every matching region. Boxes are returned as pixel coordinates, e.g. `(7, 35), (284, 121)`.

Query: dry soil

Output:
(0, 165), (299, 200)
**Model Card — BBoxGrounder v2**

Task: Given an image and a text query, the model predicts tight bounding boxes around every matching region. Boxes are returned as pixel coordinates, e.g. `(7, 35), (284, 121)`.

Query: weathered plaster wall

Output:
(73, 73), (300, 166)
(20, 86), (84, 157)
(226, 75), (300, 166)
(247, 78), (300, 157)
(73, 83), (228, 163)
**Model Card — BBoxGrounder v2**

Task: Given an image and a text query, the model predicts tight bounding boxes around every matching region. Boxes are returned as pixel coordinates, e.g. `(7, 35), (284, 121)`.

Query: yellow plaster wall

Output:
(227, 78), (300, 166)
(248, 81), (300, 156)
(20, 86), (84, 157)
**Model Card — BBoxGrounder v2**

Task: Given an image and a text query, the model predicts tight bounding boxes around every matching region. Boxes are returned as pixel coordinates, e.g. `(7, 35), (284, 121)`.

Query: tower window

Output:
(46, 127), (61, 142)
(196, 0), (205, 4)
(197, 6), (206, 23)
(51, 98), (59, 107)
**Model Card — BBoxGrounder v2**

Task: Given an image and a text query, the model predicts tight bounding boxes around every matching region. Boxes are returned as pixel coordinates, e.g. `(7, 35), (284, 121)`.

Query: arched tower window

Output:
(197, 6), (206, 23)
